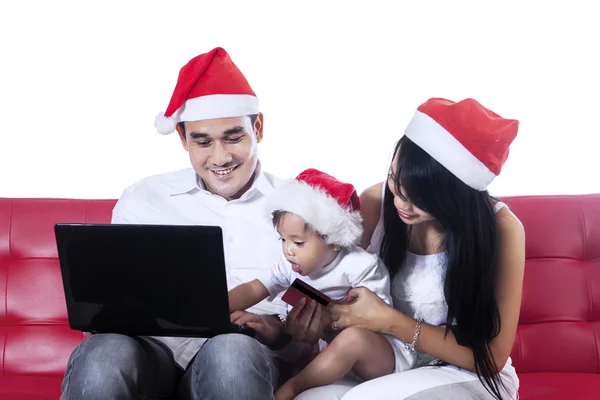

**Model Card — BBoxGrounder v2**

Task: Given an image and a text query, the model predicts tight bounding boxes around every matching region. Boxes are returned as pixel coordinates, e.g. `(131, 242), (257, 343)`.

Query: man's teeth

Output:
(212, 167), (236, 175)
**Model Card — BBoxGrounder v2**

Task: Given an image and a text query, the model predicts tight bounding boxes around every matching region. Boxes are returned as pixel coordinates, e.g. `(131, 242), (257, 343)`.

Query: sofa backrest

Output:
(0, 195), (598, 377)
(504, 194), (600, 374)
(0, 198), (116, 378)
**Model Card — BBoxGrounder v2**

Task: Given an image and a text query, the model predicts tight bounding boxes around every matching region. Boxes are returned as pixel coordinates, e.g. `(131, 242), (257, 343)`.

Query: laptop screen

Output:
(55, 223), (231, 337)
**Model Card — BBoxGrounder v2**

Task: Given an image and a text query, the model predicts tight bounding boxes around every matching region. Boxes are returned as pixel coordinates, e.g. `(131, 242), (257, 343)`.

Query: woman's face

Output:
(387, 152), (436, 226)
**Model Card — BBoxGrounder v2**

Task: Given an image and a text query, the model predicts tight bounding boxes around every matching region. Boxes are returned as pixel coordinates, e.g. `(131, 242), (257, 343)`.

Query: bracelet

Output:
(404, 318), (424, 352)
(276, 314), (287, 326)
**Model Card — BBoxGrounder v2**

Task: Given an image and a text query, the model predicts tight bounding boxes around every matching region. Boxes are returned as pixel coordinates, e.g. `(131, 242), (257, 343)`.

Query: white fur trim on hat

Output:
(404, 110), (496, 190)
(178, 94), (259, 121)
(266, 180), (363, 248)
(155, 94), (259, 135)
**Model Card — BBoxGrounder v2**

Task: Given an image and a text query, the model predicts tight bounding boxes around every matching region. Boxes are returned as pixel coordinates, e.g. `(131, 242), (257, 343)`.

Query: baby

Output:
(228, 168), (406, 400)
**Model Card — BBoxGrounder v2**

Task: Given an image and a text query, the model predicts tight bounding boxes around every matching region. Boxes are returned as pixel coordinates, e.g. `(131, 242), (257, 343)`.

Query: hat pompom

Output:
(154, 112), (177, 135)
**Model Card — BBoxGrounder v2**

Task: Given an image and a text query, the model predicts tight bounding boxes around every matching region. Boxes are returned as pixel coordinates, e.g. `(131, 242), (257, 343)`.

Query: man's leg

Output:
(60, 334), (180, 400)
(178, 334), (278, 400)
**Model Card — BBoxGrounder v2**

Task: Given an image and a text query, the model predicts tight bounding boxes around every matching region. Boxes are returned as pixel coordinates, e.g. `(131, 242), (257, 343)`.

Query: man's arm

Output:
(111, 187), (141, 224)
(228, 279), (269, 313)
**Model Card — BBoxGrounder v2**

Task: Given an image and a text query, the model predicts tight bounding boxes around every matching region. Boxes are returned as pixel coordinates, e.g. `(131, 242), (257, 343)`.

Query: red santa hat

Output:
(267, 169), (363, 248)
(404, 98), (519, 190)
(154, 47), (259, 135)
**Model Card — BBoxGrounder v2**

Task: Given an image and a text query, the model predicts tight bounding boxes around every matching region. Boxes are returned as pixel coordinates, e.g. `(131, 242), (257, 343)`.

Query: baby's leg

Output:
(274, 327), (395, 400)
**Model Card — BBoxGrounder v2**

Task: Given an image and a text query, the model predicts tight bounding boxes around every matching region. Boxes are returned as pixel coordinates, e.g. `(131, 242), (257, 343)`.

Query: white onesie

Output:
(259, 246), (417, 375)
(259, 246), (392, 309)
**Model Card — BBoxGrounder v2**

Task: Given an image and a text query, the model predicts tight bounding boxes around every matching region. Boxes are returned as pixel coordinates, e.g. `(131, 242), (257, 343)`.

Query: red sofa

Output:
(0, 195), (598, 399)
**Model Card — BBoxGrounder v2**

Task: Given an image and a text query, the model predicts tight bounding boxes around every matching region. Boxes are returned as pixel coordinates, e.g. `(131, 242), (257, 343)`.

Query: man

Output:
(60, 47), (327, 400)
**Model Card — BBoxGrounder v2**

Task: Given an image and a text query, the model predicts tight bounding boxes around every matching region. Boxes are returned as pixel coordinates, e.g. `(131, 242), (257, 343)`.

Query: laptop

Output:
(54, 223), (254, 338)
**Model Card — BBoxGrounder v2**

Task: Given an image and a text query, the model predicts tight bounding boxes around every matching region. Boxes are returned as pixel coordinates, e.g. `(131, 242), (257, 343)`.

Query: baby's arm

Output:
(228, 279), (270, 313)
(351, 256), (393, 305)
(229, 255), (291, 313)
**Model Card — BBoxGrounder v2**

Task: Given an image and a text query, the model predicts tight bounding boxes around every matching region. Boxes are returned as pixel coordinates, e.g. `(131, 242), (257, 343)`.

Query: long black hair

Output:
(380, 136), (505, 399)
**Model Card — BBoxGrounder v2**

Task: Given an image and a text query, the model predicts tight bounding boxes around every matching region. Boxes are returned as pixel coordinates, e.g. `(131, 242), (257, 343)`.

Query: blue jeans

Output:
(60, 333), (279, 400)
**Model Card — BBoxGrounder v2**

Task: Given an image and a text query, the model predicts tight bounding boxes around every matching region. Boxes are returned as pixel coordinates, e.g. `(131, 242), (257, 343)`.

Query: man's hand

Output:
(230, 311), (283, 346)
(284, 298), (330, 344)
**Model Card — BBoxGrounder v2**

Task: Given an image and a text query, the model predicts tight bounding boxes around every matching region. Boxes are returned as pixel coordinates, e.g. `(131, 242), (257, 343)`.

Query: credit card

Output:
(281, 278), (330, 307)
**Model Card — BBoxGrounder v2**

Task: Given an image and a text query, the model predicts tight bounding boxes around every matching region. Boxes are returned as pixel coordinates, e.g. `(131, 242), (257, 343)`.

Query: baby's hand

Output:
(230, 311), (283, 346)
(230, 310), (254, 324)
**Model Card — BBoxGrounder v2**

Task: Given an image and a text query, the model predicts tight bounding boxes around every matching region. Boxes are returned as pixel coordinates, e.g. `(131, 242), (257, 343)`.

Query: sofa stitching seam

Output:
(0, 327), (4, 377)
(580, 195), (588, 261)
(590, 265), (599, 373)
(517, 328), (524, 373)
(3, 199), (14, 375)
(579, 196), (597, 373)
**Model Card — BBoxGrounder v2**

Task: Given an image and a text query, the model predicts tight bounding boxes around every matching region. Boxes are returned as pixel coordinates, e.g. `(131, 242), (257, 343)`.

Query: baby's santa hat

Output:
(154, 47), (259, 135)
(267, 169), (363, 249)
(404, 98), (519, 190)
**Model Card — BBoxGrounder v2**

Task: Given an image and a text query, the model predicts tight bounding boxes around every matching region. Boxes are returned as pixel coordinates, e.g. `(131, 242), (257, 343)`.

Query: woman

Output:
(329, 97), (525, 399)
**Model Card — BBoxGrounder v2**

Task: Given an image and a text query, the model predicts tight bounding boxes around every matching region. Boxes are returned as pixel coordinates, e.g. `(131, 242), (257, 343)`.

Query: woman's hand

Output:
(284, 298), (330, 344)
(230, 311), (282, 346)
(328, 287), (395, 332)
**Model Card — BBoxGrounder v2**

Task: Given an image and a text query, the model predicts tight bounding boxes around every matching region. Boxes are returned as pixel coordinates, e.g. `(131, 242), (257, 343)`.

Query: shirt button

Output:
(229, 236), (234, 243)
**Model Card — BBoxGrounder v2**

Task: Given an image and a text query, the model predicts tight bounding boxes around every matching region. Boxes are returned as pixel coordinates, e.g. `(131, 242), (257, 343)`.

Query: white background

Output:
(1, 0), (598, 199)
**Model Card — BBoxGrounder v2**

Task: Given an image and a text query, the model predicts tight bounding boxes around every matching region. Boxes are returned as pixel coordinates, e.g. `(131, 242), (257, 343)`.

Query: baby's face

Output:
(276, 212), (339, 276)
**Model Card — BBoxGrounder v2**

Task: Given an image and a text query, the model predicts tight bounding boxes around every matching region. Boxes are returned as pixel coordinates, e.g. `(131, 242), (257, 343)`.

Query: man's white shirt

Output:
(111, 167), (287, 368)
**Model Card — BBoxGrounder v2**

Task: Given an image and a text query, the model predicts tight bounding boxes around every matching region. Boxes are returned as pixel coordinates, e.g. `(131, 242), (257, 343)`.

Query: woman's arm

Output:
(331, 209), (525, 372)
(228, 279), (270, 313)
(381, 210), (526, 371)
(359, 182), (384, 250)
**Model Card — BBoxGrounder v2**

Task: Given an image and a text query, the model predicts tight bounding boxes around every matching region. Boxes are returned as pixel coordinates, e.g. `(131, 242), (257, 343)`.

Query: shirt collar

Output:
(168, 162), (275, 200)
(168, 168), (203, 196)
(243, 163), (276, 198)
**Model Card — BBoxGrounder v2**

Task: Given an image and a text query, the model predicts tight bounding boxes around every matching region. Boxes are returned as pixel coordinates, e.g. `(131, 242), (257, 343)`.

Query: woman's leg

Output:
(341, 364), (519, 400)
(275, 327), (395, 400)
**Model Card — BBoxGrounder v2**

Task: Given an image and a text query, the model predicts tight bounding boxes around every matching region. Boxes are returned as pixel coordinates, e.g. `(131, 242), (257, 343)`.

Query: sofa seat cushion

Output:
(0, 376), (62, 400)
(519, 373), (600, 400)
